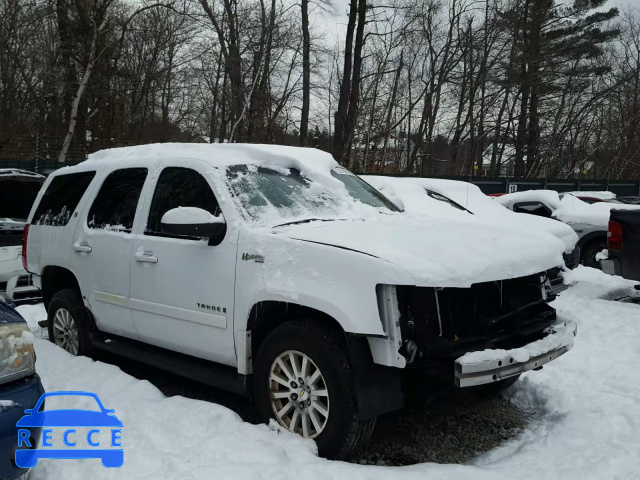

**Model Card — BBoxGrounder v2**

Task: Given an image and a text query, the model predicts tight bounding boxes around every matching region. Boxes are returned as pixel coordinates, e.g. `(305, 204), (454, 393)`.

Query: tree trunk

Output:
(332, 0), (358, 160)
(300, 0), (310, 146)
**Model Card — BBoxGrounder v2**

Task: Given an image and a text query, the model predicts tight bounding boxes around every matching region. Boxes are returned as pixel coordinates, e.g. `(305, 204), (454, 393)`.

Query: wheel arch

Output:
(577, 231), (607, 264)
(247, 301), (351, 362)
(41, 266), (81, 310)
(246, 301), (404, 420)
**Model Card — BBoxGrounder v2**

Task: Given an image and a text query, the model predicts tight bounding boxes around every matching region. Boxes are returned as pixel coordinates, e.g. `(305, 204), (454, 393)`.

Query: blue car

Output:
(0, 301), (44, 480)
(15, 391), (123, 468)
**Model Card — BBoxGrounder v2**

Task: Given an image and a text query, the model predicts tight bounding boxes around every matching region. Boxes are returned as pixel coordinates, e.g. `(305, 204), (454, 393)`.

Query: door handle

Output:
(134, 251), (158, 263)
(73, 242), (92, 253)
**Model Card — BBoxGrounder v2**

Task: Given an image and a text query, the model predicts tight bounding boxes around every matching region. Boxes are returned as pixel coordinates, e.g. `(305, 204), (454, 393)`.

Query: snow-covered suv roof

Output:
(86, 143), (338, 180)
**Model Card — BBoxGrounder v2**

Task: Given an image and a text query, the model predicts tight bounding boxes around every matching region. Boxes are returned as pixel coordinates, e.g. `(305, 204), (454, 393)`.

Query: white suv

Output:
(23, 144), (576, 458)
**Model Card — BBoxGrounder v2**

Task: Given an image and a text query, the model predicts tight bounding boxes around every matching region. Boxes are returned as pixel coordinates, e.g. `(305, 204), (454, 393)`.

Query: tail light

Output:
(21, 225), (30, 271)
(608, 221), (623, 251)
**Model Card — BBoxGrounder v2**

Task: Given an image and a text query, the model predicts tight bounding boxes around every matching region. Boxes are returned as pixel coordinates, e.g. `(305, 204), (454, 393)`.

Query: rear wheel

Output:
(581, 239), (607, 268)
(253, 320), (376, 459)
(47, 288), (94, 356)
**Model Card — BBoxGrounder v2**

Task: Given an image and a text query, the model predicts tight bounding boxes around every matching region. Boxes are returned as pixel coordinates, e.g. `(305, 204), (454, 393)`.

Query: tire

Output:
(581, 239), (607, 268)
(253, 320), (376, 459)
(471, 374), (520, 396)
(47, 288), (95, 356)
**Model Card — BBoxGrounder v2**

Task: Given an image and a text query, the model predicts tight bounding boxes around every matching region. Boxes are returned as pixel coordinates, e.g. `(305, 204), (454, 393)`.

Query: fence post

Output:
(34, 134), (39, 173)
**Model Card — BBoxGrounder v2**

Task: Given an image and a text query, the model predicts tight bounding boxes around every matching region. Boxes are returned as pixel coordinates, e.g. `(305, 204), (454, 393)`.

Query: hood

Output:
(275, 215), (565, 288)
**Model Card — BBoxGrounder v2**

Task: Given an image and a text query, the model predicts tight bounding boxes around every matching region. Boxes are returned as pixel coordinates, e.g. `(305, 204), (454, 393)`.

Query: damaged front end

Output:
(376, 273), (576, 387)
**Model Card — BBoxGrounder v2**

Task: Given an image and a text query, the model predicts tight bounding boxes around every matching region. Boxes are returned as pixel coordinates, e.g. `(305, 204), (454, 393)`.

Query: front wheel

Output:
(253, 320), (376, 459)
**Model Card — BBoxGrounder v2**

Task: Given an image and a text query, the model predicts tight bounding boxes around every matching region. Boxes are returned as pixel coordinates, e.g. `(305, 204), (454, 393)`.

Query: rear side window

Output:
(32, 172), (96, 226)
(88, 168), (148, 232)
(146, 167), (221, 236)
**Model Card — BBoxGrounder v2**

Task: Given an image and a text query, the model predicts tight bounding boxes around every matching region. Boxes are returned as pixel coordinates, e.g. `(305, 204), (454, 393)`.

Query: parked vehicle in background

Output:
(363, 176), (580, 293)
(600, 210), (640, 282)
(616, 196), (640, 205)
(567, 191), (617, 204)
(0, 299), (44, 480)
(0, 170), (44, 305)
(24, 144), (576, 459)
(495, 190), (640, 268)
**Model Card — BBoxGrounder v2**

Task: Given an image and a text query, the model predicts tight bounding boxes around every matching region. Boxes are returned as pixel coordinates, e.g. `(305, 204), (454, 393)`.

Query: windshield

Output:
(226, 165), (398, 223)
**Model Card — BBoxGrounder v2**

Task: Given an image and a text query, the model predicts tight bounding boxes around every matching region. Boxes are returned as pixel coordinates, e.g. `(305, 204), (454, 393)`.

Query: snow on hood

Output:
(496, 190), (640, 227)
(363, 176), (578, 252)
(275, 215), (565, 287)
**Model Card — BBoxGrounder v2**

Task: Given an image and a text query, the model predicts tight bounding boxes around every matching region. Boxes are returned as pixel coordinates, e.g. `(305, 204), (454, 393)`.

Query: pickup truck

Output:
(601, 209), (640, 282)
(24, 143), (577, 458)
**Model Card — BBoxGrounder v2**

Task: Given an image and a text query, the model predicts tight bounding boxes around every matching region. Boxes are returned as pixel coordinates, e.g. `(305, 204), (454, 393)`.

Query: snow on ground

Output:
(17, 267), (640, 480)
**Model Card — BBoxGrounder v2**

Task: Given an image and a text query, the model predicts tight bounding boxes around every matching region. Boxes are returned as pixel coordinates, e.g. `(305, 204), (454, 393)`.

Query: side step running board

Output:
(90, 333), (251, 397)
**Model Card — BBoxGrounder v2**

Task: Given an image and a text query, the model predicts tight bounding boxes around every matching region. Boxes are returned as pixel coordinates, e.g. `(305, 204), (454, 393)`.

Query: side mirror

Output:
(161, 207), (227, 246)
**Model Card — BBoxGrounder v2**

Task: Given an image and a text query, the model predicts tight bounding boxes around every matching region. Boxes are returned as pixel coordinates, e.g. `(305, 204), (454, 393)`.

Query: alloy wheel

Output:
(53, 308), (79, 355)
(268, 350), (330, 438)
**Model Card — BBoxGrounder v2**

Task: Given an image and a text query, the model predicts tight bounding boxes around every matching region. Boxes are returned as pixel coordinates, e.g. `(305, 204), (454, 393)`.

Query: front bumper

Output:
(454, 321), (577, 387)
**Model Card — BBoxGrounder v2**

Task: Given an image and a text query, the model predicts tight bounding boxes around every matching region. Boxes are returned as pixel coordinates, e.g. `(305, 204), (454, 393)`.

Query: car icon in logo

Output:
(15, 391), (123, 468)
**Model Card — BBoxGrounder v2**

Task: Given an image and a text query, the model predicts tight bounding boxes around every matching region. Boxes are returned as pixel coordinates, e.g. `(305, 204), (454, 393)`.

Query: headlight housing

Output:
(0, 323), (35, 385)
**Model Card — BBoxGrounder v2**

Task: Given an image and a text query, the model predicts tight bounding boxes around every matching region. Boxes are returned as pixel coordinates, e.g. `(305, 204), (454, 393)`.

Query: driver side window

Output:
(145, 167), (221, 236)
(513, 202), (552, 218)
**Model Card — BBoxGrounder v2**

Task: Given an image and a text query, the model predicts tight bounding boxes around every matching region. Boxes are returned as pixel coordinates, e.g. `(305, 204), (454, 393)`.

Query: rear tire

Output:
(253, 320), (376, 459)
(47, 288), (94, 356)
(581, 239), (607, 268)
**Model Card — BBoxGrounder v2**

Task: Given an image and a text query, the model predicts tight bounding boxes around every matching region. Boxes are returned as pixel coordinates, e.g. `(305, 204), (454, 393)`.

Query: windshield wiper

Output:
(273, 218), (338, 228)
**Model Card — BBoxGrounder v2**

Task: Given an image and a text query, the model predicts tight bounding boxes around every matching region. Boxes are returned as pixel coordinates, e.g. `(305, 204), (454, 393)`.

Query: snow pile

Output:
(16, 266), (640, 480)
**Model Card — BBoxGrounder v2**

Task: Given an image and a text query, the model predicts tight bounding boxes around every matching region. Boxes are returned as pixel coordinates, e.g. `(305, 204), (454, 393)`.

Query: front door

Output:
(130, 162), (238, 366)
(70, 167), (149, 339)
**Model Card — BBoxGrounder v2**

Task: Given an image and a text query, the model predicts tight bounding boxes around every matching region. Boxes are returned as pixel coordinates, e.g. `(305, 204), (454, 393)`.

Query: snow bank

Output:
(18, 305), (503, 480)
(16, 268), (640, 479)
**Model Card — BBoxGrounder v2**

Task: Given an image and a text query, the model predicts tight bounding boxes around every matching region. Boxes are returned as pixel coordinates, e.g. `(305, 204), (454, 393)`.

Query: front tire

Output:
(47, 288), (94, 356)
(253, 320), (376, 459)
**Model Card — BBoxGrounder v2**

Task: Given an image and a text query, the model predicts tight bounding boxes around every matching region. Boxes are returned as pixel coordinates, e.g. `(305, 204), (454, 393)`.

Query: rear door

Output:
(69, 166), (148, 339)
(129, 160), (238, 366)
